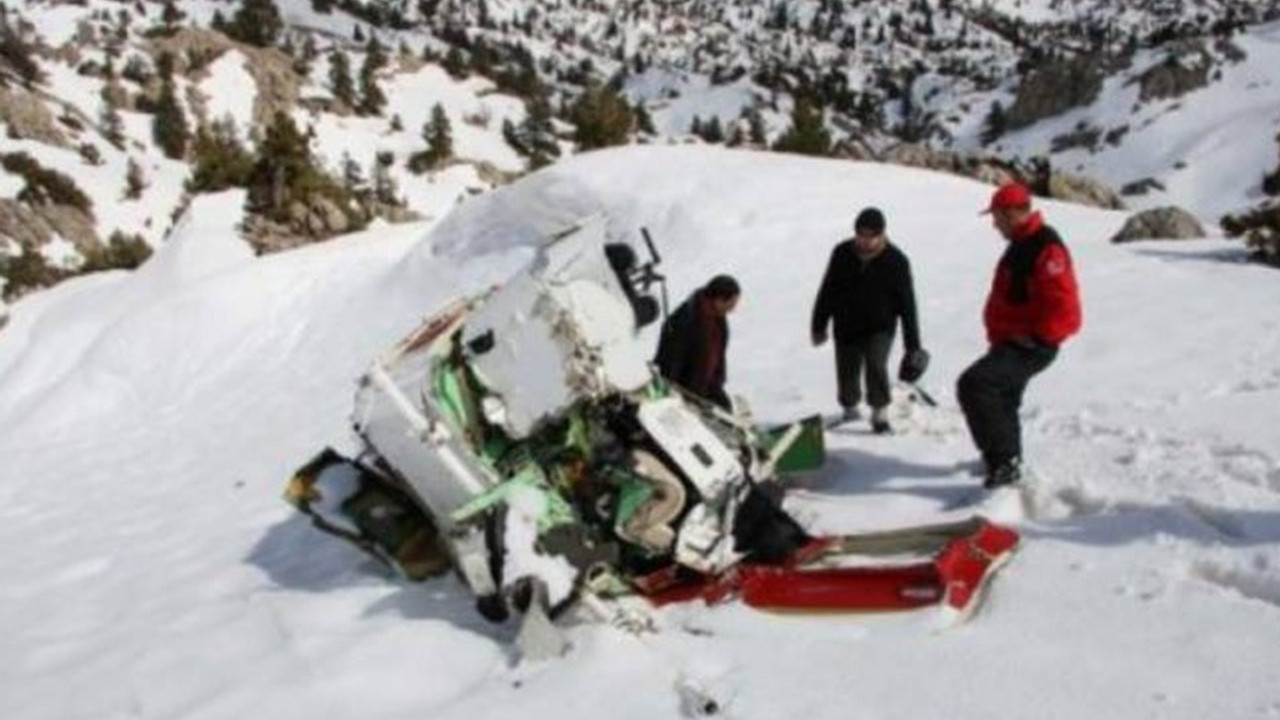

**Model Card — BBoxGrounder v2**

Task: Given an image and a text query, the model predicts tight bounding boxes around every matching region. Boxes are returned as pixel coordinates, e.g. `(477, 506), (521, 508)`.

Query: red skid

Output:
(634, 518), (1020, 616)
(739, 563), (943, 610)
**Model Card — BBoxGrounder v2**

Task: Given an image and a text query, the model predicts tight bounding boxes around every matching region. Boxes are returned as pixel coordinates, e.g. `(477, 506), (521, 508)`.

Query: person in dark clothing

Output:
(811, 207), (927, 434)
(958, 182), (1082, 489)
(654, 275), (740, 409)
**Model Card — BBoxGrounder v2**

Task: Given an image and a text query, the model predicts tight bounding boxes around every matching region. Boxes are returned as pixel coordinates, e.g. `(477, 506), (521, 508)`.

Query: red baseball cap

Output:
(982, 182), (1032, 214)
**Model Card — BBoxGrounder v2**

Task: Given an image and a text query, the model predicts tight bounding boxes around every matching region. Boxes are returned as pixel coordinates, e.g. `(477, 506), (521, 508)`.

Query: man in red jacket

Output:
(958, 183), (1082, 489)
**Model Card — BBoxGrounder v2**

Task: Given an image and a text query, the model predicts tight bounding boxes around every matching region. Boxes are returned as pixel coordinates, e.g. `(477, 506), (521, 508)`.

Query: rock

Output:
(313, 196), (350, 235)
(0, 200), (100, 251)
(0, 86), (71, 148)
(1047, 172), (1125, 210)
(1006, 57), (1105, 130)
(1110, 206), (1205, 243)
(1133, 41), (1213, 103)
(147, 28), (301, 138)
(1120, 178), (1166, 196)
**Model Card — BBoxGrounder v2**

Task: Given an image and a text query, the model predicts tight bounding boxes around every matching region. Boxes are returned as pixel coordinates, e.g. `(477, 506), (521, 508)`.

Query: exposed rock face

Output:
(0, 199), (100, 251)
(1006, 57), (1105, 130)
(242, 196), (361, 254)
(147, 29), (300, 137)
(1047, 171), (1125, 210)
(1134, 41), (1213, 103)
(1110, 206), (1206, 243)
(880, 144), (1019, 186)
(0, 85), (71, 148)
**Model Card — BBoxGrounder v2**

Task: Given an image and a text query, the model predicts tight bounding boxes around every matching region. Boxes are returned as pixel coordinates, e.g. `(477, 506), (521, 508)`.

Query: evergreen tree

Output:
(247, 111), (315, 220)
(570, 84), (634, 151)
(311, 0), (335, 14)
(161, 1), (185, 34)
(505, 93), (559, 169)
(726, 121), (745, 147)
(341, 152), (369, 205)
(372, 151), (401, 207)
(690, 115), (703, 138)
(702, 116), (725, 143)
(981, 101), (1007, 146)
(227, 0), (284, 48)
(772, 98), (831, 156)
(152, 57), (190, 159)
(328, 48), (356, 109)
(364, 35), (388, 71)
(634, 103), (655, 135)
(188, 117), (254, 193)
(442, 46), (467, 78)
(357, 49), (386, 115)
(99, 96), (126, 150)
(0, 18), (42, 86)
(425, 103), (453, 164)
(124, 158), (147, 200)
(747, 108), (768, 146)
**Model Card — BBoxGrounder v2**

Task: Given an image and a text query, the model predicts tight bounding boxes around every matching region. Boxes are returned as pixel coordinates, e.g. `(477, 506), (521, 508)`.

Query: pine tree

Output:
(247, 111), (315, 220)
(372, 151), (401, 207)
(99, 96), (126, 150)
(634, 103), (655, 135)
(161, 1), (185, 34)
(570, 84), (634, 151)
(747, 108), (768, 146)
(341, 152), (368, 205)
(364, 34), (387, 71)
(227, 0), (283, 48)
(357, 49), (386, 115)
(980, 101), (1007, 146)
(0, 18), (43, 86)
(772, 98), (831, 156)
(124, 157), (147, 200)
(702, 116), (725, 143)
(188, 117), (254, 193)
(328, 48), (356, 109)
(425, 103), (453, 164)
(507, 93), (560, 169)
(726, 121), (745, 147)
(152, 57), (190, 159)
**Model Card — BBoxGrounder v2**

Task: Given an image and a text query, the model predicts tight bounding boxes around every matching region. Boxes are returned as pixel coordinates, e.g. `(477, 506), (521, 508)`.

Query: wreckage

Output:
(285, 215), (1019, 657)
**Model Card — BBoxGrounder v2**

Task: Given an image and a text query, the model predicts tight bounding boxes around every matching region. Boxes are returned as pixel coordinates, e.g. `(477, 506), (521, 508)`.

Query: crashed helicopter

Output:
(284, 215), (1019, 657)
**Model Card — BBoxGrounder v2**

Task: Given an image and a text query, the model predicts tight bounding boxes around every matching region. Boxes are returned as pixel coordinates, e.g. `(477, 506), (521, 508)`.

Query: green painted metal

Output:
(764, 414), (826, 474)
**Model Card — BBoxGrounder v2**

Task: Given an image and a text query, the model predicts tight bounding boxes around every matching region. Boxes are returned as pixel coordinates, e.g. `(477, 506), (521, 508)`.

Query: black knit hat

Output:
(854, 207), (886, 234)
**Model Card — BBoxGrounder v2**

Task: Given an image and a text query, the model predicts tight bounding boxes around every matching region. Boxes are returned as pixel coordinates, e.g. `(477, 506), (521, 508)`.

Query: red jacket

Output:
(984, 213), (1082, 347)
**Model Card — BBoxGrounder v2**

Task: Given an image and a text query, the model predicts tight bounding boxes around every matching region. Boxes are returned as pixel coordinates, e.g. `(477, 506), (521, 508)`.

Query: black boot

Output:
(983, 456), (1022, 489)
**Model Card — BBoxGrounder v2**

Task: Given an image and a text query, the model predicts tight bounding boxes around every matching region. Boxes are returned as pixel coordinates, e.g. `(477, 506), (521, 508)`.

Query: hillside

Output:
(2, 146), (1280, 719)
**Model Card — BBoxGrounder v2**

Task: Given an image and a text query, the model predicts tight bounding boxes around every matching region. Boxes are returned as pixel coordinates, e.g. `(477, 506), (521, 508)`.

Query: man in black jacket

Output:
(654, 275), (740, 409)
(811, 208), (927, 433)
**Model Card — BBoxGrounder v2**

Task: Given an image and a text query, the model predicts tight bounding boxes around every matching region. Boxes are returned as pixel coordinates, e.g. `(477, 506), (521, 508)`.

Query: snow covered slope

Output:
(2, 147), (1279, 720)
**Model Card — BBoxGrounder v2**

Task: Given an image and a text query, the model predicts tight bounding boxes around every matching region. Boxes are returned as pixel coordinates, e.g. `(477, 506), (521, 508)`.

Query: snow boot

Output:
(871, 406), (892, 435)
(983, 456), (1022, 489)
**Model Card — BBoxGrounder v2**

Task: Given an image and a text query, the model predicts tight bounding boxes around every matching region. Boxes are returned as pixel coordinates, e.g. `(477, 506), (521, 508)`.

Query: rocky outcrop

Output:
(1110, 206), (1205, 243)
(880, 144), (1020, 186)
(1133, 41), (1212, 103)
(1006, 57), (1105, 130)
(0, 85), (71, 148)
(1047, 171), (1125, 211)
(0, 199), (100, 251)
(147, 29), (301, 136)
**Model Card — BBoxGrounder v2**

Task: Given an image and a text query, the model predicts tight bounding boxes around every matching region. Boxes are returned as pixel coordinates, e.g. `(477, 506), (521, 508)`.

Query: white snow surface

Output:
(3, 146), (1280, 720)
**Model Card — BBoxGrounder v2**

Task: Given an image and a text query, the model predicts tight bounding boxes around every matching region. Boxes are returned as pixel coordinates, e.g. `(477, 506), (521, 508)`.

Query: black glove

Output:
(898, 347), (930, 383)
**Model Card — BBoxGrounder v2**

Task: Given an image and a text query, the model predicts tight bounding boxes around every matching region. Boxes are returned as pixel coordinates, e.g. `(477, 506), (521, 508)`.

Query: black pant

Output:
(835, 331), (894, 410)
(957, 342), (1057, 467)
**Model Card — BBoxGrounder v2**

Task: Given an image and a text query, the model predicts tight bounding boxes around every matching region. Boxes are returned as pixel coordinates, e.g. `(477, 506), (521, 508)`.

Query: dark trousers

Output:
(957, 342), (1057, 467)
(835, 331), (894, 410)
